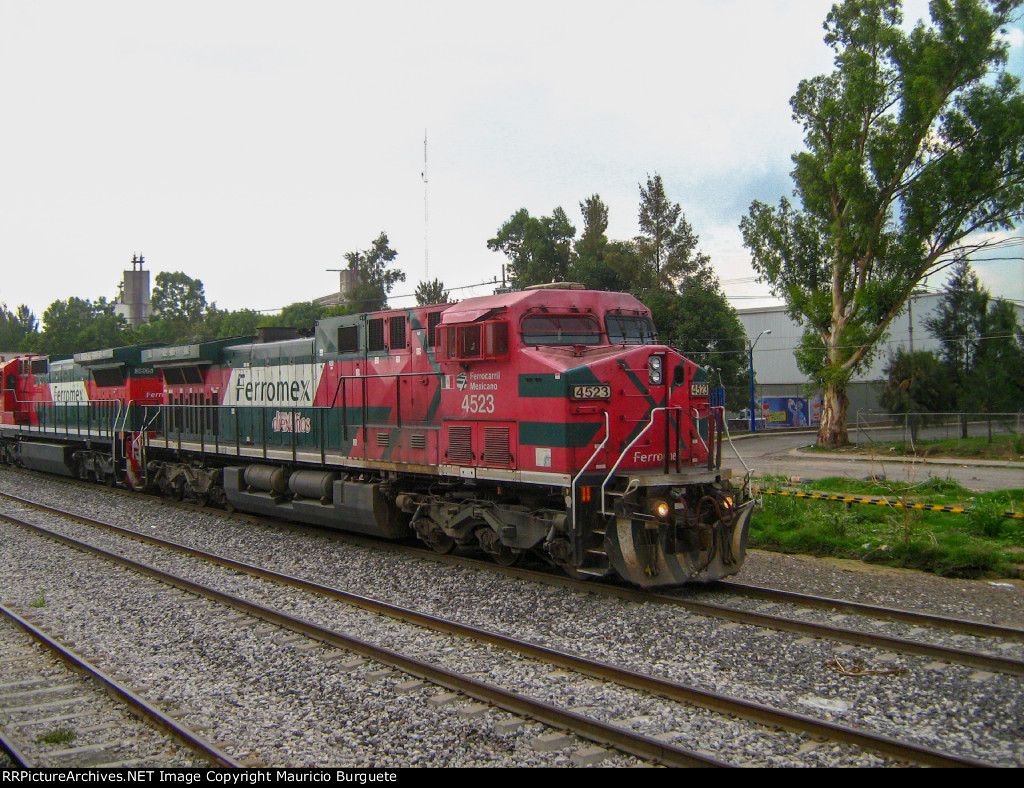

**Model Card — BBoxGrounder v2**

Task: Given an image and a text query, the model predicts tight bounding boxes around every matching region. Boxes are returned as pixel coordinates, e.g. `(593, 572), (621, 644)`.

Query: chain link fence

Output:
(854, 410), (1024, 449)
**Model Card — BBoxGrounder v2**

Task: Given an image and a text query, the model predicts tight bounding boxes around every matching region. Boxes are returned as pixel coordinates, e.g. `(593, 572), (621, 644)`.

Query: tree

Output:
(344, 232), (404, 312)
(415, 279), (450, 306)
(203, 307), (264, 339)
(879, 348), (955, 441)
(961, 297), (1024, 420)
(925, 259), (1024, 434)
(487, 184), (746, 407)
(138, 271), (210, 344)
(570, 195), (634, 291)
(35, 297), (131, 355)
(151, 272), (207, 323)
(487, 207), (576, 288)
(924, 260), (989, 382)
(644, 287), (750, 411)
(0, 303), (38, 350)
(740, 0), (1024, 448)
(636, 175), (713, 291)
(275, 302), (326, 332)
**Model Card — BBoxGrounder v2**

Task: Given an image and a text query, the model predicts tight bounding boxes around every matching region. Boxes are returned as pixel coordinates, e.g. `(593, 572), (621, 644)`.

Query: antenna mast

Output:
(422, 130), (429, 281)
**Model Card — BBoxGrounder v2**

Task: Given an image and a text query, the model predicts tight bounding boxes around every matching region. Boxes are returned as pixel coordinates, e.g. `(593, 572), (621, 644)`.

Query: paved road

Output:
(720, 430), (1024, 493)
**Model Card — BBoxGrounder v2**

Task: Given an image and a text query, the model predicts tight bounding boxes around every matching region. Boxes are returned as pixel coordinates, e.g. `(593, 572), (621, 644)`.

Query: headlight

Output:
(652, 499), (671, 519)
(648, 355), (664, 385)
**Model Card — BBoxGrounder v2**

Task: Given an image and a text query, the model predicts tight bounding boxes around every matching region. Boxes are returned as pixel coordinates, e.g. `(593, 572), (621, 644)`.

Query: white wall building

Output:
(736, 293), (1024, 421)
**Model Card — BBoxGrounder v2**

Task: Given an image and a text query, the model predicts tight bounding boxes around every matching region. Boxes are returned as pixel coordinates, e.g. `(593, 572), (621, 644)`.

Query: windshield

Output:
(521, 314), (602, 346)
(606, 314), (658, 345)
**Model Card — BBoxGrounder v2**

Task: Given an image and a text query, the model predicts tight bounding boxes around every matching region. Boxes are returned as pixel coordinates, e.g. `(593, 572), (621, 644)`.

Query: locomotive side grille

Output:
(427, 312), (442, 348)
(482, 426), (511, 467)
(367, 318), (386, 353)
(410, 433), (427, 450)
(376, 431), (391, 448)
(389, 315), (407, 350)
(446, 425), (473, 465)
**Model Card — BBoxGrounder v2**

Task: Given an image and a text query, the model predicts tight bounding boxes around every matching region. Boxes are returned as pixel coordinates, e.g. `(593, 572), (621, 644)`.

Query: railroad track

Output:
(352, 537), (1024, 676)
(0, 605), (239, 768)
(0, 497), (1005, 767)
(5, 475), (1023, 678)
(7, 467), (1023, 647)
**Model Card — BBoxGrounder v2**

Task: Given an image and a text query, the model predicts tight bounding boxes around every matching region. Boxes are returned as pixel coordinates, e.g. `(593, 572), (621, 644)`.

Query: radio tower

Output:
(422, 130), (429, 281)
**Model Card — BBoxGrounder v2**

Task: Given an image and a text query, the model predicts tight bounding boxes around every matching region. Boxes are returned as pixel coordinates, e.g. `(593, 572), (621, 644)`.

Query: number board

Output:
(571, 384), (611, 400)
(690, 382), (710, 397)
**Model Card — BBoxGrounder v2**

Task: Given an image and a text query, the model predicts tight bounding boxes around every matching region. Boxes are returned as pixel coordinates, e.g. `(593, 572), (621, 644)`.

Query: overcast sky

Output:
(2, 0), (1022, 322)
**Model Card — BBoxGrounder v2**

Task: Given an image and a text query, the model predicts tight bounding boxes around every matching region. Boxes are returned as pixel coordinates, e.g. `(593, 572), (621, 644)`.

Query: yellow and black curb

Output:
(754, 488), (1024, 520)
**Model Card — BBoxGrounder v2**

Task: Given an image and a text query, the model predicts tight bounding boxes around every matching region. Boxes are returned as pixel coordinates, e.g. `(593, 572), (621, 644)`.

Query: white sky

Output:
(2, 0), (1022, 322)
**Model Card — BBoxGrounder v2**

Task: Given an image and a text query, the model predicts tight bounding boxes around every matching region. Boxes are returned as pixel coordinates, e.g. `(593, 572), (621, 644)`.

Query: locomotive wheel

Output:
(559, 564), (590, 581)
(493, 548), (521, 567)
(194, 491), (210, 508)
(425, 529), (456, 554)
(162, 477), (185, 502)
(412, 517), (456, 554)
(476, 527), (521, 567)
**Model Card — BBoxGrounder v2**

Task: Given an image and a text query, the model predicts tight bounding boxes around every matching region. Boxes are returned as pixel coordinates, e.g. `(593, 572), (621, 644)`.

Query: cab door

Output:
(1, 360), (16, 421)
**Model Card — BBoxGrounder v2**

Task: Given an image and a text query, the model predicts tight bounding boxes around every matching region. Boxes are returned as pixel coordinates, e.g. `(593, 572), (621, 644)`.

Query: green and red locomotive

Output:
(1, 285), (754, 587)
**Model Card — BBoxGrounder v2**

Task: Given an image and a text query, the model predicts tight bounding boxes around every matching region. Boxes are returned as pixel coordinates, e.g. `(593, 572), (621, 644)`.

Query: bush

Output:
(967, 498), (1009, 539)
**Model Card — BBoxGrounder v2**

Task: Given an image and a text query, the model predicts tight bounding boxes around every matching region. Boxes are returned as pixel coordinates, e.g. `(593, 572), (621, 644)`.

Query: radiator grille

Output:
(376, 431), (391, 448)
(410, 433), (427, 450)
(446, 426), (473, 465)
(482, 426), (511, 467)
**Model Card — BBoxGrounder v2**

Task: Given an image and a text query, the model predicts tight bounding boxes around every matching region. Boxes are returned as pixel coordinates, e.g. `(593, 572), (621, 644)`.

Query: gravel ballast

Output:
(2, 467), (1022, 767)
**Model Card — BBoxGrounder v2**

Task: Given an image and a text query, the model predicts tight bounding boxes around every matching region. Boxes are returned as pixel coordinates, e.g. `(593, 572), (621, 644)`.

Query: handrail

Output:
(600, 406), (682, 516)
(570, 410), (610, 533)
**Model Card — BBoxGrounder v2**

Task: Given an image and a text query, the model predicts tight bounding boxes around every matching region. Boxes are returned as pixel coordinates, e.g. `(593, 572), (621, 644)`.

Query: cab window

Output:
(442, 321), (509, 361)
(606, 314), (658, 345)
(521, 314), (602, 346)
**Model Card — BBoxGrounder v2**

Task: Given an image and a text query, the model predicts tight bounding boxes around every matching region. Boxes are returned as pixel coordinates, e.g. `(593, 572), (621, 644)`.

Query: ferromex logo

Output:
(50, 381), (89, 405)
(223, 364), (324, 407)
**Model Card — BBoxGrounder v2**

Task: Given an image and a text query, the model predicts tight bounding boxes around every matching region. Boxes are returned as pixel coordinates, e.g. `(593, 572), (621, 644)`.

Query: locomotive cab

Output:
(430, 286), (754, 586)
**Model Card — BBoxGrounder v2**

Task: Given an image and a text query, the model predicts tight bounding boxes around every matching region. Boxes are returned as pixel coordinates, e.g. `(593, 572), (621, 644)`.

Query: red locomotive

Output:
(0, 284), (754, 587)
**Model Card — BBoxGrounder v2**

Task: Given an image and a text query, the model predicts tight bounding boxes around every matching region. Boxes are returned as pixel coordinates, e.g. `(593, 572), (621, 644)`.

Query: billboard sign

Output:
(761, 396), (814, 429)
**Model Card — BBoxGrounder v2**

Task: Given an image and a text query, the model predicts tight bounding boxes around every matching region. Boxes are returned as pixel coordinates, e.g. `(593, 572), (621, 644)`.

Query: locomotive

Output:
(0, 284), (754, 587)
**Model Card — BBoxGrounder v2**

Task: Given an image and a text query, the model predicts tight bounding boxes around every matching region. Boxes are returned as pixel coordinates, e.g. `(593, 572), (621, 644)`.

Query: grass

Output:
(888, 433), (1024, 461)
(29, 591), (46, 608)
(37, 728), (75, 745)
(751, 474), (1024, 579)
(806, 432), (1024, 461)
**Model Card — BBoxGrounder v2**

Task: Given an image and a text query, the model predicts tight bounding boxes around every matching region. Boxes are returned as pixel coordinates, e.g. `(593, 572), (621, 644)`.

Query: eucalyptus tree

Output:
(740, 0), (1024, 447)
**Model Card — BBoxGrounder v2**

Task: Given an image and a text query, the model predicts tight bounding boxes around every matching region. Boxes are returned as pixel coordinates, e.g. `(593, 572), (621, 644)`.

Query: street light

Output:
(748, 329), (772, 432)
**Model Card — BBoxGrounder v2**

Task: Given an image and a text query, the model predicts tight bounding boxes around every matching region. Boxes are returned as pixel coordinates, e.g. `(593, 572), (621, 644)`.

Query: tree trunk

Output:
(817, 381), (850, 448)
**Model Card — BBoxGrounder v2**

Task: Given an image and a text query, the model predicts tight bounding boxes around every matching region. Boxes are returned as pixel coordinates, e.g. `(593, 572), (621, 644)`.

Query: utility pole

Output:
(422, 130), (429, 281)
(748, 329), (772, 432)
